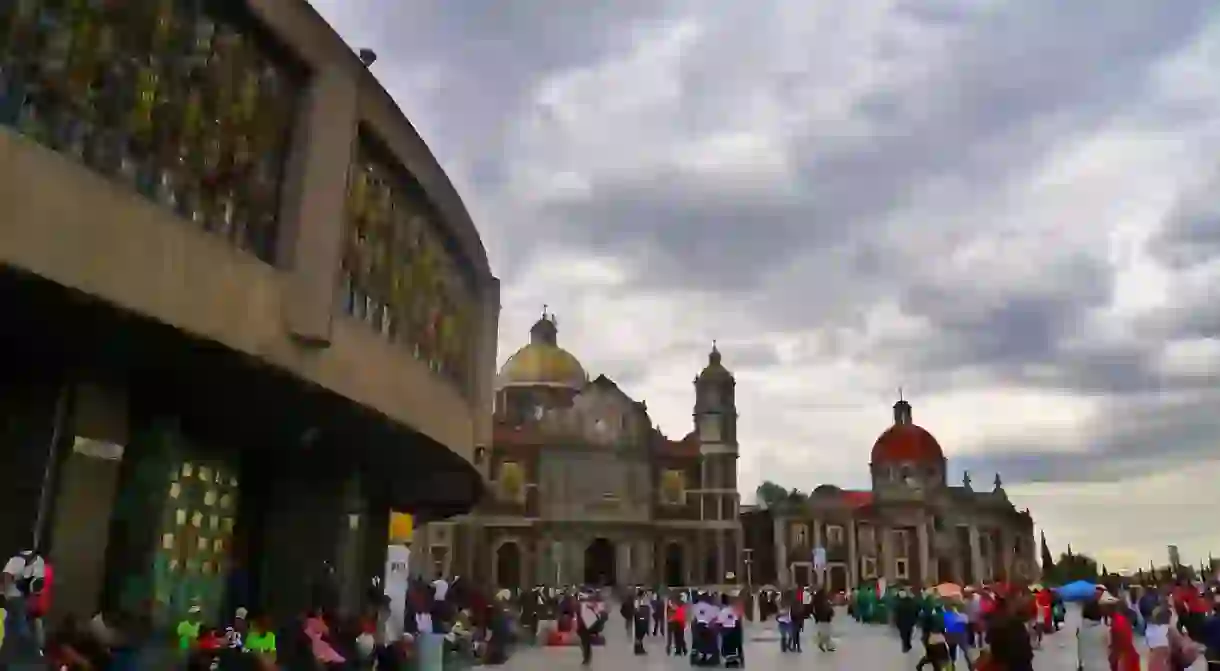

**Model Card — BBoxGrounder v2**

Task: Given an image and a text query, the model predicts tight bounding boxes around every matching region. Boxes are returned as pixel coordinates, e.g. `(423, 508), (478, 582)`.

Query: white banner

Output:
(385, 544), (411, 625)
(813, 547), (827, 570)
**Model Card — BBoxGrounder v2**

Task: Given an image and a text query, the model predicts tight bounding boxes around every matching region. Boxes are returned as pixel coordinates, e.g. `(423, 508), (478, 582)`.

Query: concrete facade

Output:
(0, 0), (496, 625)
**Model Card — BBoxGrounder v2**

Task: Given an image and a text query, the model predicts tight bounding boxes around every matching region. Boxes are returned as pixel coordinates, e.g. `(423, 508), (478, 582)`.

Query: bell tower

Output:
(692, 342), (741, 585)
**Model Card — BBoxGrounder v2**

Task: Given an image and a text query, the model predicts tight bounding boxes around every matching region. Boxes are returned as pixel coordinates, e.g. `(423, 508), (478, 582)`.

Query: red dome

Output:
(871, 423), (944, 464)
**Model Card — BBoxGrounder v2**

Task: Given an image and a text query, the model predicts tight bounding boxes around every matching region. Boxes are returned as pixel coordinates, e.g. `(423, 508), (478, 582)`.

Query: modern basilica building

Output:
(0, 0), (495, 626)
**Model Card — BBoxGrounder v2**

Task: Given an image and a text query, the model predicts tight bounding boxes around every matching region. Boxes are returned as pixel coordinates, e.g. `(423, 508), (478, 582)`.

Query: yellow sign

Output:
(388, 512), (414, 543)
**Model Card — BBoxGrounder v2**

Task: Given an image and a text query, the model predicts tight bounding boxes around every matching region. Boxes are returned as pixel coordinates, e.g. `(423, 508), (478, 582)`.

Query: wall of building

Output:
(0, 0), (499, 470)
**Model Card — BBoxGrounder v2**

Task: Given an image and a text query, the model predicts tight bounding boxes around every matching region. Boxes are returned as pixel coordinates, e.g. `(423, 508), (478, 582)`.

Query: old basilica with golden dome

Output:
(410, 312), (744, 590)
(408, 312), (1037, 591)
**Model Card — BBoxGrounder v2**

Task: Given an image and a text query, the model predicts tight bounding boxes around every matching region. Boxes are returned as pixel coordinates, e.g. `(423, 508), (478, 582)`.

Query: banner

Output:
(385, 545), (411, 626)
(389, 512), (414, 543)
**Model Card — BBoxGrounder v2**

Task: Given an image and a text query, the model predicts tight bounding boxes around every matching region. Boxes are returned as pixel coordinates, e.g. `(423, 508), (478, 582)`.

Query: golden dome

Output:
(497, 314), (588, 390)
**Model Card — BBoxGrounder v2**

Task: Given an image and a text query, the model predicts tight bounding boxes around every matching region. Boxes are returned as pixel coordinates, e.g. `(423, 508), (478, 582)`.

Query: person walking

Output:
(894, 588), (920, 653)
(575, 591), (604, 667)
(1104, 593), (1140, 671)
(811, 589), (836, 652)
(631, 589), (650, 655)
(1076, 598), (1109, 670)
(666, 592), (688, 656)
(1, 546), (46, 664)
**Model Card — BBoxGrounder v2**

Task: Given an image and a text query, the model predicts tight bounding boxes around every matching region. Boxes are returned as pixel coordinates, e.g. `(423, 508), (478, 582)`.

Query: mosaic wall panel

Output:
(0, 0), (301, 263)
(341, 138), (477, 394)
(155, 459), (240, 625)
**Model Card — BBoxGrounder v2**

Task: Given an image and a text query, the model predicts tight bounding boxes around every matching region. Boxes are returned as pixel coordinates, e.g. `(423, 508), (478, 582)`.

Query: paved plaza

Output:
(503, 609), (1209, 669)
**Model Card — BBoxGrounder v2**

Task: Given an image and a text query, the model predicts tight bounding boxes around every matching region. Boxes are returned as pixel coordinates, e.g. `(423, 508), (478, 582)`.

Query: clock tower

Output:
(692, 343), (741, 585)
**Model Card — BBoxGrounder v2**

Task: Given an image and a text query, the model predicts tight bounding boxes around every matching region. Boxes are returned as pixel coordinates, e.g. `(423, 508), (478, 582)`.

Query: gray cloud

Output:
(309, 0), (1220, 561)
(957, 387), (1220, 484)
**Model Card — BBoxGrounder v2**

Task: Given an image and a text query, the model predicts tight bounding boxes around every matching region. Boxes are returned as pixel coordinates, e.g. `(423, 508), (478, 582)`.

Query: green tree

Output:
(1040, 532), (1055, 578)
(755, 480), (789, 509)
(1050, 551), (1099, 584)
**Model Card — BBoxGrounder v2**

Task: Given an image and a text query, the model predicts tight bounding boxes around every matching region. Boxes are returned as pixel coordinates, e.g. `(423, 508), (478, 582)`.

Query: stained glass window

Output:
(497, 460), (524, 503)
(341, 134), (478, 394)
(661, 469), (685, 505)
(0, 0), (301, 264)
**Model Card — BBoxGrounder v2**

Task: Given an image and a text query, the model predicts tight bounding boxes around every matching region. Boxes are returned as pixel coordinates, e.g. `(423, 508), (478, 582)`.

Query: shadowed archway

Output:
(584, 538), (616, 587)
(664, 542), (685, 587)
(495, 541), (521, 590)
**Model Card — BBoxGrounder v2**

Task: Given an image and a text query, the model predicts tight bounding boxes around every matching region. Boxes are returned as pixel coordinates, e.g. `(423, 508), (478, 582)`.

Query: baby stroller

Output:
(721, 620), (744, 667)
(689, 622), (719, 666)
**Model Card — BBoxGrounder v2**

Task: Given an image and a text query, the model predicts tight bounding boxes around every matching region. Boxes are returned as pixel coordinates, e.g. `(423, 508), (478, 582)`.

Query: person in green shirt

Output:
(176, 604), (203, 651)
(244, 615), (277, 665)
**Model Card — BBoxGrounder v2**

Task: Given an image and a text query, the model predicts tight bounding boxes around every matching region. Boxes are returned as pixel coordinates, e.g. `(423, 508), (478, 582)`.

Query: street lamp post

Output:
(744, 548), (754, 588)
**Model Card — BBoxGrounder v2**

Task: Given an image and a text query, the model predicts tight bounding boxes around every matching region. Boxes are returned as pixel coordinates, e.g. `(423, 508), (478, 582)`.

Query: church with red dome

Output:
(745, 397), (1037, 592)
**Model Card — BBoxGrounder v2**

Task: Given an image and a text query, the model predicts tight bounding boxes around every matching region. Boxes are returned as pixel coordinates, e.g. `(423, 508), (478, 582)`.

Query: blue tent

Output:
(1055, 580), (1098, 601)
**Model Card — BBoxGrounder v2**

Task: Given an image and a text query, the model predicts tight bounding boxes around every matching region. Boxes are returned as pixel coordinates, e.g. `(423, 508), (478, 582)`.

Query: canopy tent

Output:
(1054, 580), (1098, 601)
(935, 583), (964, 599)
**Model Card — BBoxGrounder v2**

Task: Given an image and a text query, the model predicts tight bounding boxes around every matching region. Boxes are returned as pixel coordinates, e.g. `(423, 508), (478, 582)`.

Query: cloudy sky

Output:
(309, 0), (1220, 572)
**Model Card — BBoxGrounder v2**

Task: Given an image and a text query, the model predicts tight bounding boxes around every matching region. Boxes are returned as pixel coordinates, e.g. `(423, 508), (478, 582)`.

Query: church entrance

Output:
(828, 564), (848, 593)
(664, 542), (685, 586)
(495, 542), (521, 590)
(584, 538), (616, 587)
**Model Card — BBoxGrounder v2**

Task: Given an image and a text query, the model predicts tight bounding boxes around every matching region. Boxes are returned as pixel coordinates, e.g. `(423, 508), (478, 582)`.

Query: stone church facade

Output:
(746, 399), (1038, 592)
(412, 313), (743, 589)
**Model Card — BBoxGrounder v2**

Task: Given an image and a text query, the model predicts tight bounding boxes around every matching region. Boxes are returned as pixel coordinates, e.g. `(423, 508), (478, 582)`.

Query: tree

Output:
(755, 481), (789, 509)
(1051, 551), (1099, 584)
(1040, 532), (1055, 578)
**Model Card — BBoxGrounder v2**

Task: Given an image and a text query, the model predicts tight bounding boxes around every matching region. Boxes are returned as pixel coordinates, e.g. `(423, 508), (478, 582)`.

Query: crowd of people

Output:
(1, 549), (524, 670)
(829, 577), (1220, 670)
(11, 540), (1220, 671)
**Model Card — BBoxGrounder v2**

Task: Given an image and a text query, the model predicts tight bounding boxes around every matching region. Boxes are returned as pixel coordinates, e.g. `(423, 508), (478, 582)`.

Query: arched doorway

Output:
(664, 543), (685, 587)
(584, 538), (616, 586)
(495, 542), (521, 590)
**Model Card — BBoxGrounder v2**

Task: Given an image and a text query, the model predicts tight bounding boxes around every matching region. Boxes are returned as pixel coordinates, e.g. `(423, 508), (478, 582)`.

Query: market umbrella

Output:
(1053, 580), (1098, 602)
(935, 582), (964, 599)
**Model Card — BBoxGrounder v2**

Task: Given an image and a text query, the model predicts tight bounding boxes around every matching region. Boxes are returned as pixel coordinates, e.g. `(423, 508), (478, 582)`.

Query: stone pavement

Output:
(502, 609), (1209, 669)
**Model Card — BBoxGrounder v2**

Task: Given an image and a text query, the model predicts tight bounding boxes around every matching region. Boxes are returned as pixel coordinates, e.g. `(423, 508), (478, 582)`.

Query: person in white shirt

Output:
(691, 592), (720, 664)
(1, 548), (45, 662)
(632, 590), (651, 655)
(717, 594), (743, 665)
(575, 591), (603, 666)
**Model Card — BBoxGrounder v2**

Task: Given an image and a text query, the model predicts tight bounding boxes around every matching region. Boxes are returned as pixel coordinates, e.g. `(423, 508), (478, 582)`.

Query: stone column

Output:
(847, 519), (859, 588)
(716, 530), (727, 585)
(969, 525), (983, 584)
(811, 519), (823, 586)
(880, 526), (894, 581)
(636, 540), (653, 585)
(569, 539), (584, 587)
(999, 530), (1013, 581)
(774, 516), (790, 586)
(276, 63), (357, 343)
(917, 521), (931, 586)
